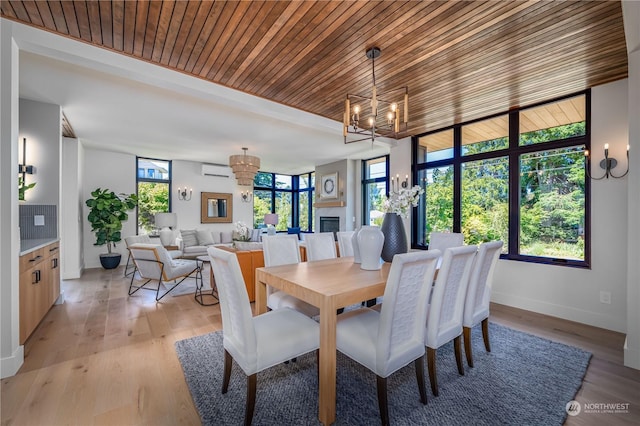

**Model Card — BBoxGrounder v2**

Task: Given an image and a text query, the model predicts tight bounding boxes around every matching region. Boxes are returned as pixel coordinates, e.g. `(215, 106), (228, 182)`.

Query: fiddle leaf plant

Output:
(86, 188), (138, 253)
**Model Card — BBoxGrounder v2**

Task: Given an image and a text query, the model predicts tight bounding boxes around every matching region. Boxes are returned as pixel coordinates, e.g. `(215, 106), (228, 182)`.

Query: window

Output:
(413, 92), (589, 267)
(252, 171), (314, 232)
(136, 157), (171, 234)
(362, 156), (389, 226)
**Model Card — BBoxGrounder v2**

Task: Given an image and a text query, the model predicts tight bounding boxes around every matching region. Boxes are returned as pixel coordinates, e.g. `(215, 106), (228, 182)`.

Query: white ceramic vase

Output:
(351, 228), (361, 263)
(357, 226), (384, 270)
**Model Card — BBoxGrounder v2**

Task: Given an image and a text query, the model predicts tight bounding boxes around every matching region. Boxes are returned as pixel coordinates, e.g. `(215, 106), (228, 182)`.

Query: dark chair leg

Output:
(463, 326), (474, 368)
(376, 376), (390, 426)
(365, 298), (377, 307)
(481, 318), (491, 352)
(222, 350), (232, 394)
(245, 374), (257, 426)
(415, 354), (428, 404)
(427, 347), (438, 396)
(454, 335), (465, 375)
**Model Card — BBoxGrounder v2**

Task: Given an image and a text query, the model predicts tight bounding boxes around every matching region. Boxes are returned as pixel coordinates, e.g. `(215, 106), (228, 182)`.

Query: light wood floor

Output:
(2, 266), (639, 425)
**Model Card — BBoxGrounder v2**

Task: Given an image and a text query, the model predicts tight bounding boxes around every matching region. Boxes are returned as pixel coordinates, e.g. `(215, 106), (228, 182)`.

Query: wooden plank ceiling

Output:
(1, 1), (628, 139)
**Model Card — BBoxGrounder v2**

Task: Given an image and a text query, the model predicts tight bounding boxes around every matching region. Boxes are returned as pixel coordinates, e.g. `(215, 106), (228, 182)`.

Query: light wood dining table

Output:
(255, 256), (391, 426)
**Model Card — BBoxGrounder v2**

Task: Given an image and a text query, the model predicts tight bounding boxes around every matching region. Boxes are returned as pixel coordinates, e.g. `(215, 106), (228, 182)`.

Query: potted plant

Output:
(86, 188), (138, 269)
(18, 176), (36, 201)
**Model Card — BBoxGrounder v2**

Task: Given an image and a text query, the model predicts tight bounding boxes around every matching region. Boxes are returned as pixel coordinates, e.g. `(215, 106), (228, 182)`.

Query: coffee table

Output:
(195, 255), (219, 306)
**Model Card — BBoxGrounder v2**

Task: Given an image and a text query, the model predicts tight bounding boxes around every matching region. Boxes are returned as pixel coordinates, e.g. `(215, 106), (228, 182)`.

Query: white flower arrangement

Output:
(233, 221), (251, 241)
(382, 185), (424, 219)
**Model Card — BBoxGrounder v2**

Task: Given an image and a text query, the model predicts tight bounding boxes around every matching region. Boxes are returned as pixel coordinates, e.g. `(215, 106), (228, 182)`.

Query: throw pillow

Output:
(220, 231), (233, 244)
(180, 229), (198, 248)
(196, 229), (215, 246)
(250, 229), (261, 242)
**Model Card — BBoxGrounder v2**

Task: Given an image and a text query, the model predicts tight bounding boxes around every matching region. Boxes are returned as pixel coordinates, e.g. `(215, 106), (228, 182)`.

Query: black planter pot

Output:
(99, 253), (122, 269)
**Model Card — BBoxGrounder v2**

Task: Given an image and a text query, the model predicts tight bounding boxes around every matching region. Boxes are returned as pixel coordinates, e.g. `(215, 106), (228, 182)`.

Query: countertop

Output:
(20, 238), (59, 256)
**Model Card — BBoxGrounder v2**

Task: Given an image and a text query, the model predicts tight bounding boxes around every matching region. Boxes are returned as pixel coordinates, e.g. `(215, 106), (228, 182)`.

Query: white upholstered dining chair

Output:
(463, 240), (503, 367)
(127, 243), (199, 301)
(304, 232), (337, 261)
(262, 235), (320, 318)
(207, 247), (320, 426)
(424, 244), (477, 396)
(336, 231), (355, 257)
(336, 250), (441, 424)
(428, 232), (464, 267)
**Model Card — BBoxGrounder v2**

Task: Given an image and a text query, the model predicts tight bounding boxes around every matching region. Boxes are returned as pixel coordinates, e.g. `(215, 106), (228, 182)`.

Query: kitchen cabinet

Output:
(19, 241), (60, 344)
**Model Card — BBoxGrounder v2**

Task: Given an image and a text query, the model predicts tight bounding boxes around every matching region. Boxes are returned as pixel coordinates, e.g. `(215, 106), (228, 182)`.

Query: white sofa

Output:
(175, 228), (262, 258)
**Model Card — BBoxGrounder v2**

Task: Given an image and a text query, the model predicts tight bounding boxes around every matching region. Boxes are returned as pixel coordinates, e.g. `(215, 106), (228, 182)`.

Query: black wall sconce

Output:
(19, 137), (34, 176)
(177, 187), (192, 201)
(240, 190), (253, 203)
(584, 143), (629, 180)
(390, 173), (408, 194)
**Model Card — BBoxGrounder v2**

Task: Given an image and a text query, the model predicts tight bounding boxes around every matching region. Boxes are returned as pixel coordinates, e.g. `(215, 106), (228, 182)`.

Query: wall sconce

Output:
(390, 174), (408, 194)
(18, 137), (34, 176)
(177, 187), (192, 201)
(241, 190), (253, 203)
(584, 144), (629, 180)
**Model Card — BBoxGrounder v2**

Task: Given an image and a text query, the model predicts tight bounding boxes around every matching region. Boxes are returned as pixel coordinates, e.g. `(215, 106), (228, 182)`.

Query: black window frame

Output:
(135, 156), (172, 235)
(411, 90), (591, 269)
(361, 155), (390, 225)
(253, 171), (315, 232)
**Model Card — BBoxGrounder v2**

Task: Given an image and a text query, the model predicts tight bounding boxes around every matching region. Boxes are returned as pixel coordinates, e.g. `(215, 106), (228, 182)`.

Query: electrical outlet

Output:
(600, 291), (611, 304)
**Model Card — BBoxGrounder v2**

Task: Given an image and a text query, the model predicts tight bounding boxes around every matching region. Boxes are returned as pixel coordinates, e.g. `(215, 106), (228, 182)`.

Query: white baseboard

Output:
(624, 336), (640, 370)
(492, 291), (626, 333)
(1, 344), (24, 379)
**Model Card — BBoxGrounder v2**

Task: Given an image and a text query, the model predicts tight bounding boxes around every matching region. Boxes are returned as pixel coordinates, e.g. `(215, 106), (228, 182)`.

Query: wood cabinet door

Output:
(19, 266), (44, 344)
(48, 254), (60, 306)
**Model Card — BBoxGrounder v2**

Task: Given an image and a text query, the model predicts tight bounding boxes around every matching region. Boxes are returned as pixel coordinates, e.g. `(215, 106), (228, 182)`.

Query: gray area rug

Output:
(175, 322), (591, 425)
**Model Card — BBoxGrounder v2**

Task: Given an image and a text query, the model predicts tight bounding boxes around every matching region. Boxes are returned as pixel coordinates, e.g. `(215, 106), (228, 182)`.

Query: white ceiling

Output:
(15, 23), (392, 176)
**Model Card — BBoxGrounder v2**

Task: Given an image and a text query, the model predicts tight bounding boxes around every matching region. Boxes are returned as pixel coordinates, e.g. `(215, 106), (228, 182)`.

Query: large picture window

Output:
(413, 92), (589, 267)
(252, 171), (314, 232)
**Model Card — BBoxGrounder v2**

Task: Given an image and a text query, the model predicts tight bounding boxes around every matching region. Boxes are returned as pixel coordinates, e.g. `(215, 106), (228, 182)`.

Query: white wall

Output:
(171, 160), (253, 232)
(0, 20), (23, 378)
(61, 137), (83, 279)
(18, 98), (61, 205)
(81, 149), (137, 268)
(315, 160), (350, 232)
(389, 137), (413, 244)
(623, 0), (640, 369)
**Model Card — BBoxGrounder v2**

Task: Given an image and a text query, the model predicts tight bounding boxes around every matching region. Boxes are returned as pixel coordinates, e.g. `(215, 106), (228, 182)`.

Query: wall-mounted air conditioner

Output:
(202, 163), (232, 178)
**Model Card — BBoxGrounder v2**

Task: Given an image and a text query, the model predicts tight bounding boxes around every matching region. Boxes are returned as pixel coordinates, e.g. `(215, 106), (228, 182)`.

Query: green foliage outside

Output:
(252, 172), (314, 231)
(367, 182), (386, 226)
(253, 189), (272, 229)
(425, 122), (586, 260)
(86, 188), (138, 253)
(137, 182), (169, 233)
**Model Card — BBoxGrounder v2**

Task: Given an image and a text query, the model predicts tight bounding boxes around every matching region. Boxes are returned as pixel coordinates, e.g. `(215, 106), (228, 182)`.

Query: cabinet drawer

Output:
(20, 247), (46, 272)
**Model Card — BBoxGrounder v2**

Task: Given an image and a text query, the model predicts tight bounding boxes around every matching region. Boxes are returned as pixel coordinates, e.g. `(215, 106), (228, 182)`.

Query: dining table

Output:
(255, 256), (391, 426)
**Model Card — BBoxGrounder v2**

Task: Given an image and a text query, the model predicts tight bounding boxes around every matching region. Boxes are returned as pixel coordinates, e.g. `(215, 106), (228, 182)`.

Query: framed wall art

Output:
(320, 172), (338, 199)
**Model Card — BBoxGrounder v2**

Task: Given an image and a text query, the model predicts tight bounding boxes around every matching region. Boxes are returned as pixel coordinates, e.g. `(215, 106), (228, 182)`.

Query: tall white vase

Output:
(351, 228), (361, 263)
(358, 226), (384, 270)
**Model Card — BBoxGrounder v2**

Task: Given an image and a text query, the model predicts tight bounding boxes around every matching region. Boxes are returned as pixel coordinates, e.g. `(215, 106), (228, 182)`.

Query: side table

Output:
(195, 255), (219, 306)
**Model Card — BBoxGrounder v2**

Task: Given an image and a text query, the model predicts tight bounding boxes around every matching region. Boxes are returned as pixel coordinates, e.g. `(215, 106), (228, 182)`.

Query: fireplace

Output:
(319, 216), (340, 240)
